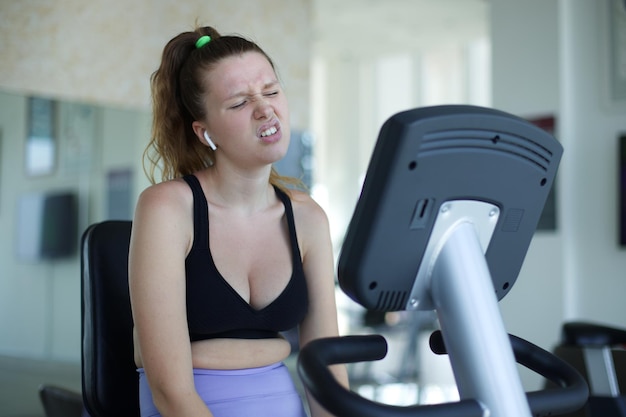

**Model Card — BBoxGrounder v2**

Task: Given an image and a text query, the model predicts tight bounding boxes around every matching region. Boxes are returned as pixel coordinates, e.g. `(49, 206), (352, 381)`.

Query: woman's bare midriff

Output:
(133, 331), (292, 370)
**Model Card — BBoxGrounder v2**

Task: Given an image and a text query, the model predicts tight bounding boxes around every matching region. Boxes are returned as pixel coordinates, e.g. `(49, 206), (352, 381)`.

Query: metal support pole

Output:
(430, 221), (532, 417)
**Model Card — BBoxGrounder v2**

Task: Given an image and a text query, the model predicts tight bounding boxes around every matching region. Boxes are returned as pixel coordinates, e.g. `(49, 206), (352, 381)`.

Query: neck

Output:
(201, 164), (274, 214)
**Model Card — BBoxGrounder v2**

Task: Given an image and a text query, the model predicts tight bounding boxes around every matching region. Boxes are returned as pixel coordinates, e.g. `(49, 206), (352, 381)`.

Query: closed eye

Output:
(230, 101), (246, 109)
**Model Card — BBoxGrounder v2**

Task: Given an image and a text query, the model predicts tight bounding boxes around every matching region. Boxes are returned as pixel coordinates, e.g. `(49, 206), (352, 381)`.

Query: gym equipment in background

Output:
(549, 321), (626, 417)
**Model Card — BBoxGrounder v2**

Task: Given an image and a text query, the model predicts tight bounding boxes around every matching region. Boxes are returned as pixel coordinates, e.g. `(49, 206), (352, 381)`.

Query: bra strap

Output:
(182, 175), (209, 249)
(273, 186), (304, 268)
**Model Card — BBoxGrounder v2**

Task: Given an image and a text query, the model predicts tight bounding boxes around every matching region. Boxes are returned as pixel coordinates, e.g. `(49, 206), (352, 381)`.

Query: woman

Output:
(128, 25), (348, 417)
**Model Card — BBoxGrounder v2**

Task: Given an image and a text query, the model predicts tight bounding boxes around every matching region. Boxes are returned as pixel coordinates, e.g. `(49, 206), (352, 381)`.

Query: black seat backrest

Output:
(81, 221), (139, 417)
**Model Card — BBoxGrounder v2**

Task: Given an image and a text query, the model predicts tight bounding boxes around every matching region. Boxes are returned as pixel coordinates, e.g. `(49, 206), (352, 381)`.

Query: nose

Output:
(253, 99), (273, 120)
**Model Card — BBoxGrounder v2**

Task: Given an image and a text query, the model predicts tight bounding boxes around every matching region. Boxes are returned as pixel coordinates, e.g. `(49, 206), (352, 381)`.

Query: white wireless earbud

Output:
(203, 131), (217, 151)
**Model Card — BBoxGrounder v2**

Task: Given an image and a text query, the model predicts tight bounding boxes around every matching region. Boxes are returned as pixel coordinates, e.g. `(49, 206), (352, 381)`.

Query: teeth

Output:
(260, 126), (277, 137)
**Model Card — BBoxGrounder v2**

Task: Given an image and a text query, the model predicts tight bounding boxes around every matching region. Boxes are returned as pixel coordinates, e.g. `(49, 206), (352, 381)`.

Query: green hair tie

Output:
(195, 35), (212, 49)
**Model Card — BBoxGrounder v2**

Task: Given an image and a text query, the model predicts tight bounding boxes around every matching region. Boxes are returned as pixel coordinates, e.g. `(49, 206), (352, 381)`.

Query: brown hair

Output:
(145, 25), (303, 192)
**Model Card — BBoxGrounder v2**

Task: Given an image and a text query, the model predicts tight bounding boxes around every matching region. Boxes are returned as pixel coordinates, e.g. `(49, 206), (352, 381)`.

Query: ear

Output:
(191, 121), (210, 147)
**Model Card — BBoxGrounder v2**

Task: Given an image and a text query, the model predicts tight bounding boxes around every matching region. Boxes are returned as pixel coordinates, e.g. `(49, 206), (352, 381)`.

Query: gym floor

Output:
(0, 354), (81, 417)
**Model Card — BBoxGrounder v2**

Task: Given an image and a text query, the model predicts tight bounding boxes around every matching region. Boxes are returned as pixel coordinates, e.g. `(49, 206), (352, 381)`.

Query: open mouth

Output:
(258, 120), (280, 139)
(260, 126), (278, 137)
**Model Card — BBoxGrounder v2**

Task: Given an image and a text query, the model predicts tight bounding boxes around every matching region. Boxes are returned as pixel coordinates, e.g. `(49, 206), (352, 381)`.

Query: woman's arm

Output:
(294, 193), (349, 417)
(129, 181), (214, 417)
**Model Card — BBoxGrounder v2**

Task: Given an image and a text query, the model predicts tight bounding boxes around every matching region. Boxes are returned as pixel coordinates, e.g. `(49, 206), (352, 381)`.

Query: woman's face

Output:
(201, 51), (291, 168)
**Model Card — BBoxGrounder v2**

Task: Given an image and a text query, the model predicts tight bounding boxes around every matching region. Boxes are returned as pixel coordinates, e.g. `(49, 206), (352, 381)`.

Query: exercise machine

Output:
(550, 321), (626, 417)
(298, 105), (589, 416)
(299, 105), (588, 416)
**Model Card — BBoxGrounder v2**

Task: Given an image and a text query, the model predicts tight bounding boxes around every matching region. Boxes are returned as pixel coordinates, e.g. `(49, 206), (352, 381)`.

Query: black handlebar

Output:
(560, 321), (626, 346)
(298, 335), (485, 417)
(298, 333), (589, 417)
(430, 330), (589, 416)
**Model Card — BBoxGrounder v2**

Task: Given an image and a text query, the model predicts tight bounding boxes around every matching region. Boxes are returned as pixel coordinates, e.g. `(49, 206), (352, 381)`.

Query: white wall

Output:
(559, 0), (626, 322)
(492, 0), (626, 389)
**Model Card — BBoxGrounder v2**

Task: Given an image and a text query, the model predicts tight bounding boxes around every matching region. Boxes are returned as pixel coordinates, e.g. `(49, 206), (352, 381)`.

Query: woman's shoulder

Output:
(131, 178), (196, 260)
(287, 189), (330, 231)
(135, 177), (193, 219)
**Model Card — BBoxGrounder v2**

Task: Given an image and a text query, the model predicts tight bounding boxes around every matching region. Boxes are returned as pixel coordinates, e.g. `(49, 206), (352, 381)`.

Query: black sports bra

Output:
(182, 174), (309, 342)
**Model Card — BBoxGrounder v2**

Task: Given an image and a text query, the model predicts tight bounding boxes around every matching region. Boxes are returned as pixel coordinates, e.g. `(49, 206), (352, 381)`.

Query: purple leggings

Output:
(138, 362), (307, 417)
